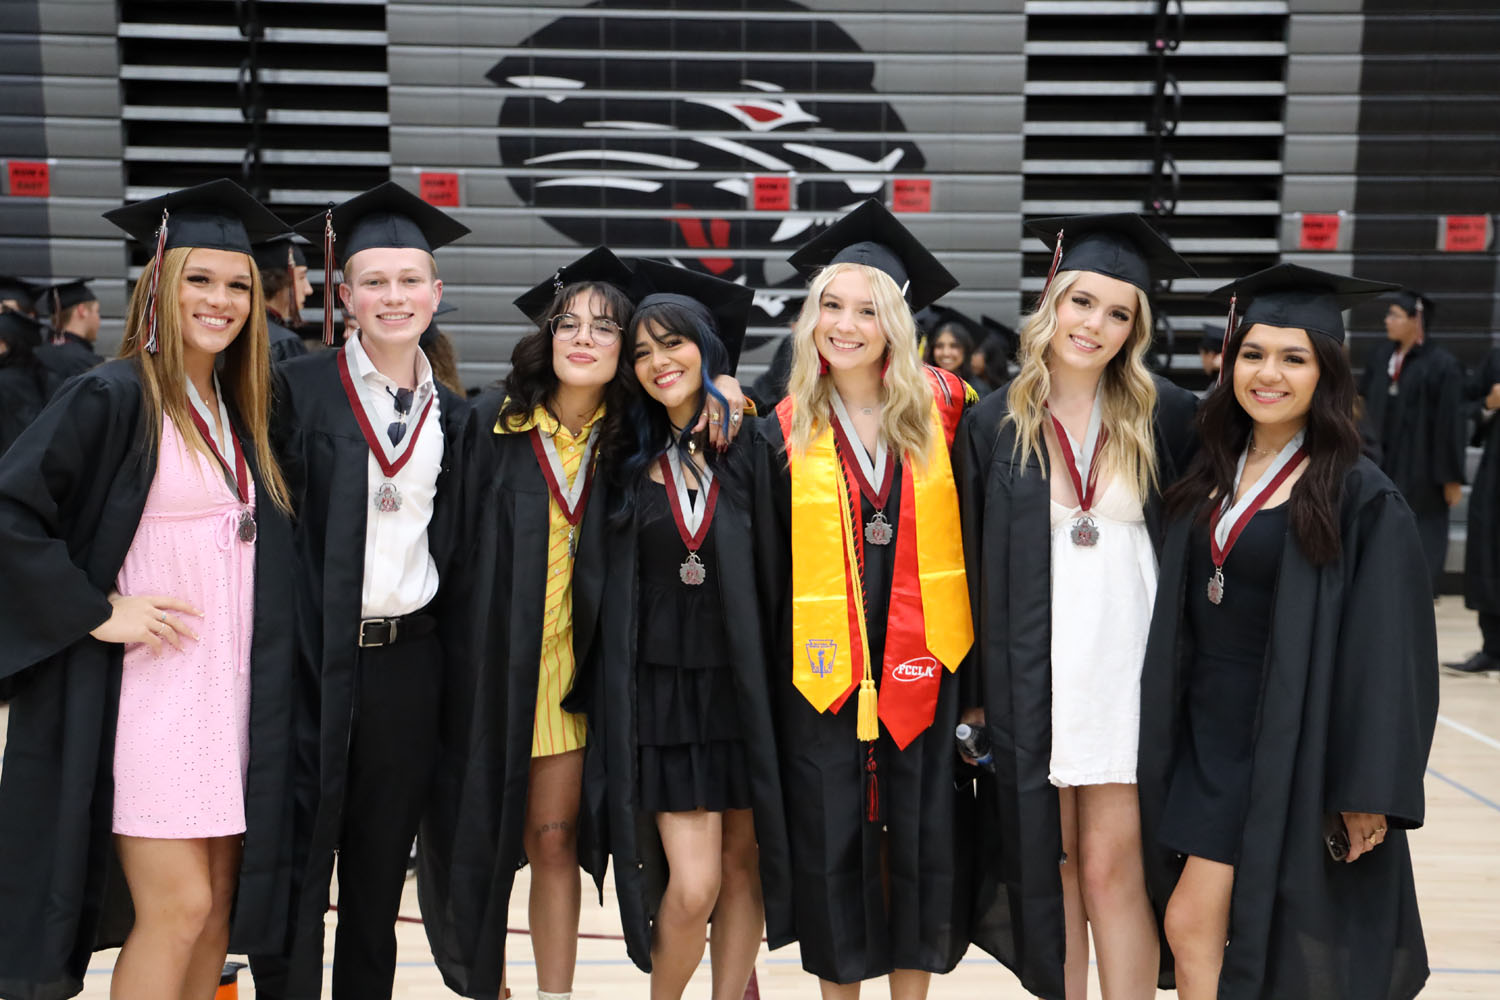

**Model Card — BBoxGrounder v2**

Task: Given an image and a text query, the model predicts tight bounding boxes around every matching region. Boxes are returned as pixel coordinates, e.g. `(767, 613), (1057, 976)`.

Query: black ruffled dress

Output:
(635, 480), (753, 814)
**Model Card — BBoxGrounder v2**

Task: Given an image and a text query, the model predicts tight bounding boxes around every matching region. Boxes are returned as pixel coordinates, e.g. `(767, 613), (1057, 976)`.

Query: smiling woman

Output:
(0, 179), (299, 1000)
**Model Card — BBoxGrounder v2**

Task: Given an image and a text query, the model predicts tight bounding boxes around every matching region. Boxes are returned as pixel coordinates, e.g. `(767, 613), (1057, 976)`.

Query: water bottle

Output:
(955, 722), (994, 771)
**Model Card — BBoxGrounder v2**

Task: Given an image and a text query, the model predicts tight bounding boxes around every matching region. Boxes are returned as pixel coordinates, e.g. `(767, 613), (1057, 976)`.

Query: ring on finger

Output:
(160, 611), (168, 622)
(730, 411), (742, 423)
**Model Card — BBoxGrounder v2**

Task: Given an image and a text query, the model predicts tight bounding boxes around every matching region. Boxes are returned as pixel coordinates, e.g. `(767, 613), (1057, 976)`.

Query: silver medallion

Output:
(865, 510), (893, 546)
(237, 509), (257, 544)
(1069, 516), (1099, 547)
(1207, 568), (1225, 605)
(1387, 382), (1400, 397)
(373, 480), (403, 513)
(679, 551), (707, 586)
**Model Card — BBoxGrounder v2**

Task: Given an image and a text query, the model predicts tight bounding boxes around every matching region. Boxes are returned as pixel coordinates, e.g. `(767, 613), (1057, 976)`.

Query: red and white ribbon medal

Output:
(186, 376), (256, 543)
(1207, 431), (1307, 604)
(1049, 393), (1107, 547)
(661, 448), (719, 586)
(336, 348), (435, 514)
(830, 391), (895, 546)
(530, 423), (598, 555)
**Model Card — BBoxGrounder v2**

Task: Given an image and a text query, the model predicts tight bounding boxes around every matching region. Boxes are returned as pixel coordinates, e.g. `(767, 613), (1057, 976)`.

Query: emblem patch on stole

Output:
(805, 640), (838, 678)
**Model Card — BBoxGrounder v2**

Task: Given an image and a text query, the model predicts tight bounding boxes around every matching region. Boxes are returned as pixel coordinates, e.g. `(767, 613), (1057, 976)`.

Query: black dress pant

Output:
(251, 630), (443, 999)
(1479, 612), (1500, 658)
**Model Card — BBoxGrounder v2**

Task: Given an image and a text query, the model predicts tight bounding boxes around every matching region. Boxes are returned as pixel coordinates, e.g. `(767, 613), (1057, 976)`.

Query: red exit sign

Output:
(419, 172), (460, 207)
(6, 161), (50, 197)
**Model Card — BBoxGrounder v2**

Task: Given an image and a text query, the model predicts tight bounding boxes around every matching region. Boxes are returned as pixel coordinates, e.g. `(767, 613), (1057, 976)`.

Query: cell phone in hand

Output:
(1323, 815), (1350, 862)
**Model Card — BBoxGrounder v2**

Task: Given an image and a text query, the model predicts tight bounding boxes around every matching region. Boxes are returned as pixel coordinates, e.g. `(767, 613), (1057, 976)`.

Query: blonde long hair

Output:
(120, 246), (292, 514)
(783, 262), (936, 468)
(1004, 269), (1159, 500)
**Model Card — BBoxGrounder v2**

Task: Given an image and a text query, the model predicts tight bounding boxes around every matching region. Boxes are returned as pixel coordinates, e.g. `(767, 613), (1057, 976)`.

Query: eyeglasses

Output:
(549, 314), (622, 346)
(386, 386), (413, 446)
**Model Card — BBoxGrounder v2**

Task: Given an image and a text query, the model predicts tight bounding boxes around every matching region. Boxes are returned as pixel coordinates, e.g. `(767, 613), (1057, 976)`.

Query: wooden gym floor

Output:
(4, 596), (1496, 998)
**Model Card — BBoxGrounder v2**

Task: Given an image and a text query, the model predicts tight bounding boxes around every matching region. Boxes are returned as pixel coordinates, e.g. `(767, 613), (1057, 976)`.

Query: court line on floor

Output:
(1427, 767), (1500, 814)
(1438, 712), (1500, 753)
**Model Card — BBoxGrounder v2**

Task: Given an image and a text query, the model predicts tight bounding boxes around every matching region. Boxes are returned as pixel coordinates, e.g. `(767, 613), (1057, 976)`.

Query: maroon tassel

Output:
(1037, 229), (1065, 310)
(1216, 292), (1237, 388)
(321, 208), (336, 345)
(864, 745), (880, 823)
(143, 209), (169, 354)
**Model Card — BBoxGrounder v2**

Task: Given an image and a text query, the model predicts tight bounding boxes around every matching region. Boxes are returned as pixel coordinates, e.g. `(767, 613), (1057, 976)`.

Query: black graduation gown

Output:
(414, 388), (609, 998)
(267, 349), (468, 963)
(1137, 458), (1437, 999)
(955, 374), (1197, 1000)
(1358, 341), (1466, 515)
(0, 360), (299, 1000)
(267, 316), (308, 366)
(587, 435), (793, 972)
(751, 414), (973, 984)
(1463, 348), (1500, 613)
(0, 360), (62, 456)
(34, 341), (97, 385)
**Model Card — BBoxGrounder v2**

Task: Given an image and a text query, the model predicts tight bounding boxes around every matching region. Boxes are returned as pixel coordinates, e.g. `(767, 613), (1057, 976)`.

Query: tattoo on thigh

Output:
(537, 820), (573, 834)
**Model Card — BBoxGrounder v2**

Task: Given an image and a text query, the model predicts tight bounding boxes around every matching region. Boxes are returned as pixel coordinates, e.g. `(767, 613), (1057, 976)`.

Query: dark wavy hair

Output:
(602, 298), (732, 524)
(923, 318), (976, 382)
(1164, 323), (1361, 565)
(495, 280), (636, 429)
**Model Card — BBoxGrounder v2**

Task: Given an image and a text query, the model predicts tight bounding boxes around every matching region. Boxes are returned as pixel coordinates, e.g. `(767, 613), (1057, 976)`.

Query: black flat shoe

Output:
(1444, 652), (1500, 673)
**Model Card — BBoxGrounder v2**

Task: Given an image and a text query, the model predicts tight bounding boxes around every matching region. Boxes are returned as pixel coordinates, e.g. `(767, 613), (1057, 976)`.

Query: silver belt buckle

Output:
(358, 618), (399, 647)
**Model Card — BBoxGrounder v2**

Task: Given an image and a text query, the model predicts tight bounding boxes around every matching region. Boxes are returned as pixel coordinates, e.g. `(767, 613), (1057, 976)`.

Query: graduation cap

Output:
(1024, 213), (1197, 299)
(1383, 288), (1435, 325)
(293, 181), (470, 344)
(0, 308), (46, 355)
(46, 278), (97, 316)
(979, 315), (1019, 361)
(629, 257), (756, 371)
(1199, 322), (1224, 355)
(252, 237), (309, 324)
(1208, 263), (1398, 381)
(0, 276), (46, 314)
(420, 301), (457, 349)
(103, 179), (291, 353)
(513, 246), (635, 326)
(925, 304), (980, 342)
(787, 199), (959, 312)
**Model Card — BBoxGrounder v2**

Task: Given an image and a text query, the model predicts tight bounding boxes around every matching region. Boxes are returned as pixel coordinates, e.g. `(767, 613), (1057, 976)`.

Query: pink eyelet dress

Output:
(111, 413), (256, 838)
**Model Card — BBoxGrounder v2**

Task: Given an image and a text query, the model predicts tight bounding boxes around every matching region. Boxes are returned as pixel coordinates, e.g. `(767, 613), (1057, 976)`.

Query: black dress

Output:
(636, 480), (752, 814)
(1159, 504), (1287, 865)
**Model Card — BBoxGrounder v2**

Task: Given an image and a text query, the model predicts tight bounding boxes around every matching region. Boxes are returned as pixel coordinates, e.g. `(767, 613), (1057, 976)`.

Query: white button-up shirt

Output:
(345, 333), (442, 618)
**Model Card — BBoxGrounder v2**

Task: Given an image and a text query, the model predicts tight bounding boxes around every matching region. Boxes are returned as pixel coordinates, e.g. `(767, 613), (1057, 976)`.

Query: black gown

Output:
(0, 360), (299, 1000)
(1156, 505), (1287, 865)
(258, 349), (468, 971)
(48, 333), (101, 376)
(1138, 459), (1437, 999)
(267, 315), (308, 366)
(1358, 341), (1466, 516)
(1462, 348), (1500, 616)
(954, 374), (1198, 1000)
(589, 443), (791, 973)
(752, 414), (973, 984)
(0, 359), (62, 456)
(414, 387), (609, 998)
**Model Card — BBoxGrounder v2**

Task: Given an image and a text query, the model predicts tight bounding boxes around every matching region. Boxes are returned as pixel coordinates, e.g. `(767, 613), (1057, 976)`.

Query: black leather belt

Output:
(357, 613), (436, 648)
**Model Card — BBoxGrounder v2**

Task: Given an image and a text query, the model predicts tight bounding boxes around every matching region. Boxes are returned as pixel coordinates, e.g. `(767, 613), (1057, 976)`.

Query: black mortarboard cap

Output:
(0, 276), (47, 312)
(1210, 263), (1398, 345)
(513, 246), (635, 325)
(926, 304), (980, 341)
(103, 178), (290, 256)
(787, 199), (959, 312)
(293, 181), (469, 270)
(1024, 213), (1197, 292)
(980, 315), (1019, 358)
(1199, 322), (1224, 355)
(252, 236), (307, 273)
(420, 301), (457, 349)
(629, 257), (756, 371)
(46, 278), (97, 314)
(0, 309), (46, 354)
(1383, 288), (1435, 323)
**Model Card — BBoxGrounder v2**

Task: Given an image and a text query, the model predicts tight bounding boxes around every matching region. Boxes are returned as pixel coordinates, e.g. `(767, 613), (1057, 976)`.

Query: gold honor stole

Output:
(778, 367), (973, 750)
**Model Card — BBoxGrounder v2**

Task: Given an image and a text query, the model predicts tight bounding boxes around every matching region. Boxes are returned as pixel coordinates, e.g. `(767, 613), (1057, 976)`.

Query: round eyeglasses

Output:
(549, 314), (622, 346)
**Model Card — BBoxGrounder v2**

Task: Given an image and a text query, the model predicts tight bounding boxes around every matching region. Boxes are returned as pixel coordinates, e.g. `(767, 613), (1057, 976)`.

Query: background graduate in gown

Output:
(957, 214), (1197, 1000)
(1450, 344), (1500, 674)
(0, 179), (299, 1000)
(1138, 263), (1438, 1000)
(0, 309), (63, 456)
